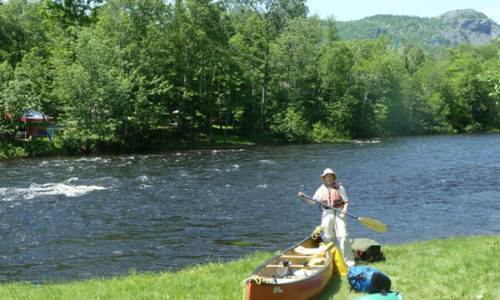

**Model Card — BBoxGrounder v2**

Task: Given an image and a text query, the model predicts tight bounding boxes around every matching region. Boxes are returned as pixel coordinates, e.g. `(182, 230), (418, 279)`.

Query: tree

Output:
(442, 44), (499, 132)
(269, 16), (323, 139)
(405, 56), (448, 133)
(316, 34), (354, 137)
(0, 0), (47, 66)
(42, 0), (102, 28)
(1, 56), (45, 140)
(98, 0), (175, 145)
(271, 17), (322, 109)
(234, 0), (307, 130)
(0, 61), (15, 139)
(52, 25), (130, 151)
(184, 0), (232, 142)
(476, 42), (500, 130)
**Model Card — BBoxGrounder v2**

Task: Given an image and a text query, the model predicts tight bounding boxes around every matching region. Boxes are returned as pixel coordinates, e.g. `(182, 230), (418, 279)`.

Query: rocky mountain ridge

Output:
(337, 9), (500, 49)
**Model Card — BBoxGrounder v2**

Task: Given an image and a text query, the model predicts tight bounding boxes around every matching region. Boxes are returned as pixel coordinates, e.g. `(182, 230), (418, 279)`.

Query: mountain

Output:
(336, 9), (500, 49)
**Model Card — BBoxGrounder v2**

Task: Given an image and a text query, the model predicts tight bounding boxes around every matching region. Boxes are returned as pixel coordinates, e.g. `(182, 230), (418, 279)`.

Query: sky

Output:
(306, 0), (500, 24)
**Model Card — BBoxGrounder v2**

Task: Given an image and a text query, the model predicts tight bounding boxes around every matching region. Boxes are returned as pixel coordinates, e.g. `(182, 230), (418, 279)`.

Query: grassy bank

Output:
(0, 235), (498, 299)
(0, 128), (287, 160)
(0, 123), (355, 160)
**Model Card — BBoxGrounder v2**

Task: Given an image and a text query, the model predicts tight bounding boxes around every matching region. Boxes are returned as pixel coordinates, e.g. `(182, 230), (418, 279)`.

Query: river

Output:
(0, 134), (499, 283)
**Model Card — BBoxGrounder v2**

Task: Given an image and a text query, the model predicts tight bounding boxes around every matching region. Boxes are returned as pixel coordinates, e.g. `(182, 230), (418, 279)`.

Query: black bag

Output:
(351, 238), (385, 262)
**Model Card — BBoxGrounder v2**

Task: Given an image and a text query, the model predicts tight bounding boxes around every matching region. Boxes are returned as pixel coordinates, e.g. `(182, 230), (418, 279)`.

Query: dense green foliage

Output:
(0, 235), (498, 299)
(1, 1), (499, 156)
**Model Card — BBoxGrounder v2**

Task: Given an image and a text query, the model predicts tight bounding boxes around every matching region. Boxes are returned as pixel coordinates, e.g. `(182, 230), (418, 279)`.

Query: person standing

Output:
(298, 168), (356, 268)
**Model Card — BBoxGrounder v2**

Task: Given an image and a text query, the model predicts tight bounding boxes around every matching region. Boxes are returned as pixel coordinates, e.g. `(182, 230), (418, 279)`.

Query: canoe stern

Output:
(248, 262), (333, 300)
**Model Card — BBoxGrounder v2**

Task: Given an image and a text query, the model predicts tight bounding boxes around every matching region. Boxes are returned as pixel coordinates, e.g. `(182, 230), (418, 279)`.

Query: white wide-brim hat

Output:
(320, 168), (337, 181)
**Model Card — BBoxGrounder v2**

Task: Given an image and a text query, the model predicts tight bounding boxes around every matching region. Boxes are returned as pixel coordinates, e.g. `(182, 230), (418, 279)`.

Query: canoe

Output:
(244, 228), (335, 300)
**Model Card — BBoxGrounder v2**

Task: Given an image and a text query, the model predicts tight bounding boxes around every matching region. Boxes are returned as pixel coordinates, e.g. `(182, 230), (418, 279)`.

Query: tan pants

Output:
(321, 209), (355, 268)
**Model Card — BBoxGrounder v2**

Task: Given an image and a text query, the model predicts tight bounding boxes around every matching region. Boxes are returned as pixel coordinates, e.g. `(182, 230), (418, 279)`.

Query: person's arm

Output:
(298, 192), (315, 205)
(298, 186), (323, 205)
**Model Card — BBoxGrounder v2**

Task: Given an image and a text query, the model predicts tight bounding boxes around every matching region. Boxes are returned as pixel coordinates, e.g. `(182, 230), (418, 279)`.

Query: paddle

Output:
(300, 194), (387, 233)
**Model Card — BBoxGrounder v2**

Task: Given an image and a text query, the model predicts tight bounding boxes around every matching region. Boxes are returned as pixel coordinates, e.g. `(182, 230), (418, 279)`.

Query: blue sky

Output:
(306, 0), (500, 24)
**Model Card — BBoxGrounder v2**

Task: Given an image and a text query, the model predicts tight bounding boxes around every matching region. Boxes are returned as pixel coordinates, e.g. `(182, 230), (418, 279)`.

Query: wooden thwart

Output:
(265, 264), (323, 268)
(280, 255), (314, 258)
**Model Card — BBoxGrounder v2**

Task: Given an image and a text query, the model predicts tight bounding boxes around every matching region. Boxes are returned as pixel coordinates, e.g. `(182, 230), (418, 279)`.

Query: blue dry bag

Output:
(348, 266), (392, 293)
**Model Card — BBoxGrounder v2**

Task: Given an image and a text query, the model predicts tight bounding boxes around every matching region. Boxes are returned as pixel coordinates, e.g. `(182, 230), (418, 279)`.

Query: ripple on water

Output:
(0, 178), (108, 202)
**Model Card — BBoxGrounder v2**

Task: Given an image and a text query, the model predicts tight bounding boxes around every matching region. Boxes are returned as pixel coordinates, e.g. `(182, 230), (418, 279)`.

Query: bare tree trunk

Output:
(285, 58), (290, 108)
(224, 105), (230, 145)
(178, 43), (189, 135)
(207, 55), (218, 144)
(261, 42), (269, 130)
(362, 89), (368, 121)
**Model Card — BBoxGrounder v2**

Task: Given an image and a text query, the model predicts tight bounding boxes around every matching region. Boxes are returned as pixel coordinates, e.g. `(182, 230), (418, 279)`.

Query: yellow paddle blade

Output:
(358, 217), (387, 233)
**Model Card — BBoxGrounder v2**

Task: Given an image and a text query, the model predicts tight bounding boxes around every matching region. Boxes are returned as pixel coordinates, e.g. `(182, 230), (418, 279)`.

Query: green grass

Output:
(0, 236), (498, 299)
(317, 235), (500, 300)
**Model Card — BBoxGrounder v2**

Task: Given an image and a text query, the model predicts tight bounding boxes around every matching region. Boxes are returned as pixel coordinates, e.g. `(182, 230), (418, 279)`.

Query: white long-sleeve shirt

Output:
(312, 184), (349, 203)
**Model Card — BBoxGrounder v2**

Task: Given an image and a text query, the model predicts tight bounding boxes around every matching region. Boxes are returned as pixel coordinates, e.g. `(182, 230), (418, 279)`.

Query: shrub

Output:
(0, 142), (28, 159)
(270, 107), (311, 142)
(59, 130), (87, 154)
(21, 139), (52, 157)
(311, 122), (337, 141)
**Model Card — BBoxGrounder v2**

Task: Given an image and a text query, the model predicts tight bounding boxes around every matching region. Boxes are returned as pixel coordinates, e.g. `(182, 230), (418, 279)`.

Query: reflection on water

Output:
(0, 134), (499, 282)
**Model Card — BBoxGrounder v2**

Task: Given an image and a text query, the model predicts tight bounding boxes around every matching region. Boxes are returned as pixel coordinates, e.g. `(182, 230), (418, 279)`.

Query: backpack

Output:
(351, 238), (385, 262)
(348, 266), (392, 293)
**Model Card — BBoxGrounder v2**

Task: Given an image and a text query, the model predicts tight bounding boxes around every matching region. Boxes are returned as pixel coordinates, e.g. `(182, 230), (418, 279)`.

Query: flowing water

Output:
(0, 134), (499, 283)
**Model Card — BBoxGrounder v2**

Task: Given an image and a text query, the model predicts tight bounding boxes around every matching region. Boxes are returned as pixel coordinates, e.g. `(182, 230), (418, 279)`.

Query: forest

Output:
(1, 0), (499, 157)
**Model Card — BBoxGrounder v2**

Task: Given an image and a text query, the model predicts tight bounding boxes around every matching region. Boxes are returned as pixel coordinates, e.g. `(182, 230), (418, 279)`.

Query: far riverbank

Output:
(1, 127), (352, 160)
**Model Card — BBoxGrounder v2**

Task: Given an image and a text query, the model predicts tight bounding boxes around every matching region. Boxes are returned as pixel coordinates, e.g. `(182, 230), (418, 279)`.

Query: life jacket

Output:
(321, 182), (345, 208)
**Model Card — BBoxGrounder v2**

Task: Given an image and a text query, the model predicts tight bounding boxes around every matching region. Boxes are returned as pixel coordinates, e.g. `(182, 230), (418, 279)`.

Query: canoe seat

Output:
(308, 257), (325, 266)
(294, 241), (333, 255)
(294, 245), (326, 255)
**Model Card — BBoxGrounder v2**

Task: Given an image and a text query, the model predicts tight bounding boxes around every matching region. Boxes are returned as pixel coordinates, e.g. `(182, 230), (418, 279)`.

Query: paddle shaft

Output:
(300, 194), (387, 233)
(301, 194), (357, 219)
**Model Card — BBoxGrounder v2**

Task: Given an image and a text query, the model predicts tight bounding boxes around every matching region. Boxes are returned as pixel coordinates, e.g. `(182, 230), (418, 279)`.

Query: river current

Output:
(0, 134), (499, 282)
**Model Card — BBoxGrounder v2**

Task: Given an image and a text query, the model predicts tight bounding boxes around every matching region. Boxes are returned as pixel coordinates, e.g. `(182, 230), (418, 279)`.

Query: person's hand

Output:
(341, 209), (347, 216)
(298, 192), (305, 198)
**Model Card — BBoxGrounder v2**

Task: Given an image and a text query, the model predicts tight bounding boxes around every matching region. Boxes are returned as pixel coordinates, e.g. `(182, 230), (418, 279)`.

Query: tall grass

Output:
(0, 235), (498, 299)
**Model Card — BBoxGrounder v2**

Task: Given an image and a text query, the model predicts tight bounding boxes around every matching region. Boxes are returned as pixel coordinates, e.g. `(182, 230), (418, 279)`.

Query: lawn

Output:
(0, 235), (498, 299)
